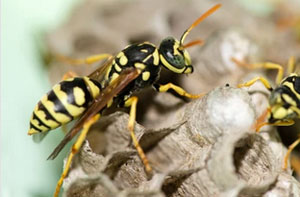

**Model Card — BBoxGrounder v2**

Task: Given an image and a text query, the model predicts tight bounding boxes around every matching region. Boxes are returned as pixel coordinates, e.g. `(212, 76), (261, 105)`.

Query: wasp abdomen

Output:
(28, 77), (101, 135)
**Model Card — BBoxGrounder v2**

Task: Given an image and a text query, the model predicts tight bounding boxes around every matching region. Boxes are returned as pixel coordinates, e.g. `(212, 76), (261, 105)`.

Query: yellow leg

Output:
(283, 137), (300, 170)
(238, 76), (273, 91)
(256, 119), (294, 132)
(287, 56), (296, 75)
(124, 96), (152, 175)
(232, 58), (284, 85)
(55, 53), (112, 66)
(291, 155), (300, 176)
(61, 71), (78, 80)
(156, 83), (204, 99)
(259, 63), (283, 85)
(54, 114), (100, 197)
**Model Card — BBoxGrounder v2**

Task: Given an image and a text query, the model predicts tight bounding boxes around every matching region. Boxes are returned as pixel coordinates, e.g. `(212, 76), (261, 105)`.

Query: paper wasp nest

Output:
(45, 0), (300, 196)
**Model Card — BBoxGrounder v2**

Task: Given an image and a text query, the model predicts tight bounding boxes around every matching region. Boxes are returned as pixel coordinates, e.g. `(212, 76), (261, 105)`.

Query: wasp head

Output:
(159, 37), (193, 74)
(268, 87), (298, 123)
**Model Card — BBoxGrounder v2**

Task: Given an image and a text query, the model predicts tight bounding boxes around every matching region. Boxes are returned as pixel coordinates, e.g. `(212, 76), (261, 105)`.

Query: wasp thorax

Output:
(159, 36), (193, 74)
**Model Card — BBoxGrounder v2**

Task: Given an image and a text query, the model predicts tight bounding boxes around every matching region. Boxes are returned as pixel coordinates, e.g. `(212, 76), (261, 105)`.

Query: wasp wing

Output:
(88, 56), (114, 87)
(47, 67), (140, 160)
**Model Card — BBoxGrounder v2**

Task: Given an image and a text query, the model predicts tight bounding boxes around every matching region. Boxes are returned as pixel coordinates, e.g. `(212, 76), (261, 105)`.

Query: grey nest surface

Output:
(44, 0), (300, 196)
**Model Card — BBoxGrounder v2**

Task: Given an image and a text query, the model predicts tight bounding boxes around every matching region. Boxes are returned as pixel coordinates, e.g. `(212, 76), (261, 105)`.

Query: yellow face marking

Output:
(83, 77), (100, 99)
(282, 81), (300, 100)
(141, 49), (148, 53)
(153, 49), (159, 66)
(160, 54), (185, 73)
(282, 94), (297, 107)
(173, 42), (181, 56)
(52, 85), (85, 117)
(184, 67), (193, 74)
(183, 50), (191, 65)
(142, 71), (150, 81)
(290, 106), (300, 116)
(272, 105), (287, 120)
(134, 63), (146, 70)
(73, 87), (85, 106)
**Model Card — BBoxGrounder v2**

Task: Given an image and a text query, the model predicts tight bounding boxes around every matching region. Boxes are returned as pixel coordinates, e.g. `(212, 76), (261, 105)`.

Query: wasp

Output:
(28, 4), (221, 197)
(233, 56), (300, 171)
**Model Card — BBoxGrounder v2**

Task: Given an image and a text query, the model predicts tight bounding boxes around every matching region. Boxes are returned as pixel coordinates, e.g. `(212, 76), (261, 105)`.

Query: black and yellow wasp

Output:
(233, 56), (300, 171)
(28, 4), (221, 197)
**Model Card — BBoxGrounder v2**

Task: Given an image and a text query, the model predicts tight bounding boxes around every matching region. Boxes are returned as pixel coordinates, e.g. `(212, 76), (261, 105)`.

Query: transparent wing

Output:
(88, 56), (114, 87)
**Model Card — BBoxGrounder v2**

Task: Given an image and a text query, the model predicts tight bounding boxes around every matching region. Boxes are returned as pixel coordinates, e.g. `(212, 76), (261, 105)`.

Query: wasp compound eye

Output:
(159, 37), (192, 73)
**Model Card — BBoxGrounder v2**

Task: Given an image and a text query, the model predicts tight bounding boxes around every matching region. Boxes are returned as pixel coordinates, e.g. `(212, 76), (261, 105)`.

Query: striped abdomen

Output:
(28, 77), (101, 135)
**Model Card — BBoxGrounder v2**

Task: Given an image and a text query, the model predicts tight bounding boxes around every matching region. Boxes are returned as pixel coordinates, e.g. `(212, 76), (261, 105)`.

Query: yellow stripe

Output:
(118, 52), (128, 66)
(52, 84), (85, 117)
(83, 77), (100, 99)
(73, 87), (85, 106)
(283, 81), (300, 100)
(33, 104), (61, 129)
(110, 73), (120, 84)
(282, 93), (297, 107)
(142, 55), (152, 63)
(40, 94), (72, 123)
(115, 64), (122, 72)
(30, 118), (49, 131)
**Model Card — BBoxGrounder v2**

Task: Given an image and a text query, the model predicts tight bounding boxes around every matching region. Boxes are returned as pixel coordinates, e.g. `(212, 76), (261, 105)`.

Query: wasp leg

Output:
(283, 137), (300, 170)
(256, 118), (294, 132)
(61, 71), (78, 80)
(232, 58), (284, 85)
(181, 39), (204, 49)
(287, 56), (296, 75)
(54, 114), (100, 197)
(124, 96), (152, 175)
(291, 155), (300, 175)
(55, 53), (113, 66)
(154, 83), (204, 99)
(238, 76), (273, 91)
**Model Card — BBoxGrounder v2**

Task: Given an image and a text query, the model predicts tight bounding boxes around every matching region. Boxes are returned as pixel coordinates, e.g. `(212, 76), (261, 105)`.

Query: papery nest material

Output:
(60, 86), (299, 197)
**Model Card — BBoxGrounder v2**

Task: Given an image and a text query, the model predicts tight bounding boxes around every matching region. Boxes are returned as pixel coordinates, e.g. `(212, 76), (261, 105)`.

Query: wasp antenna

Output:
(181, 39), (204, 49)
(180, 4), (221, 45)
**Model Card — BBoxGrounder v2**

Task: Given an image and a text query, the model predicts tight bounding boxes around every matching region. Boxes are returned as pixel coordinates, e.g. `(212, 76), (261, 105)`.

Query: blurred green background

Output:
(1, 0), (79, 196)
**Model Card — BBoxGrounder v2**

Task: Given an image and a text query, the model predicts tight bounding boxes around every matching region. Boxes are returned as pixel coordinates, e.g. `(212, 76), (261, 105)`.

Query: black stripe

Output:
(30, 122), (42, 133)
(47, 90), (73, 120)
(59, 78), (91, 108)
(32, 111), (51, 129)
(37, 102), (60, 123)
(277, 85), (300, 107)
